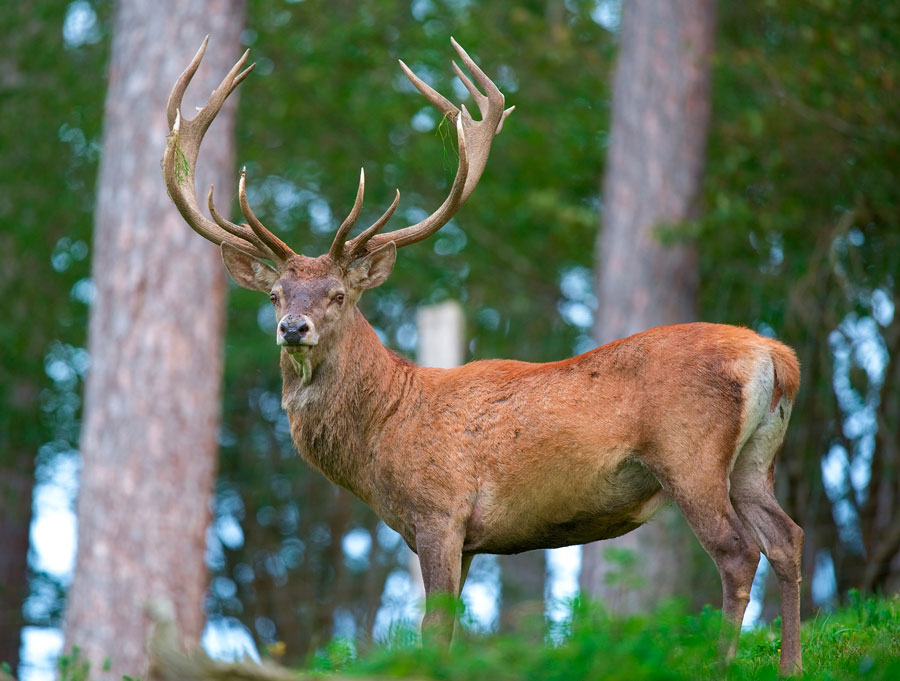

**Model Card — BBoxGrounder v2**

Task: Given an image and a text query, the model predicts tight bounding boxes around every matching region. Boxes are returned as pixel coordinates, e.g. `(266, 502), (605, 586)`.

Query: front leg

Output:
(416, 526), (465, 646)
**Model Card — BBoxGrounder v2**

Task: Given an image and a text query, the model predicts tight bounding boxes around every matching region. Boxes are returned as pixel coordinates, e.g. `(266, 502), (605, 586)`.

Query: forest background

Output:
(1, 0), (898, 680)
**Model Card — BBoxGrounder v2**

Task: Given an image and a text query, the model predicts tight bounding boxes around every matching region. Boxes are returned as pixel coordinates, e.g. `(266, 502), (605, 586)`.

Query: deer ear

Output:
(348, 241), (397, 291)
(221, 242), (278, 292)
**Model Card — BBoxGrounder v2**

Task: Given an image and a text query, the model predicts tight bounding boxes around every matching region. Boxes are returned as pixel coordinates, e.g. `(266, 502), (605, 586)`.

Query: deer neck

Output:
(280, 308), (417, 496)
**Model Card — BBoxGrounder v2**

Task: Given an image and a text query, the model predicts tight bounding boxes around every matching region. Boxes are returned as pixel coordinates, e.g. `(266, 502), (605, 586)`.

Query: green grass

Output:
(308, 593), (900, 680)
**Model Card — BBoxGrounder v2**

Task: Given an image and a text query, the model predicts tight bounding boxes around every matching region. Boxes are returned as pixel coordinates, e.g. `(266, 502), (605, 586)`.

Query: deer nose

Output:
(279, 316), (313, 345)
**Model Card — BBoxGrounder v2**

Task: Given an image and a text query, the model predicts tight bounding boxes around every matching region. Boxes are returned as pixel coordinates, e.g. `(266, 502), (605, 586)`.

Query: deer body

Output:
(163, 38), (804, 674)
(281, 312), (797, 560)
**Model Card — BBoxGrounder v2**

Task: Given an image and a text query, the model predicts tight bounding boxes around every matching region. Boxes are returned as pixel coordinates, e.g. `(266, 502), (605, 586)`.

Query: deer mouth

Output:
(282, 341), (317, 353)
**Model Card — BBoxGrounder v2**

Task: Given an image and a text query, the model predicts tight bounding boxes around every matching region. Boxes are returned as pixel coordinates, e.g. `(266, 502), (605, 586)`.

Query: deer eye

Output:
(334, 292), (345, 305)
(269, 293), (277, 305)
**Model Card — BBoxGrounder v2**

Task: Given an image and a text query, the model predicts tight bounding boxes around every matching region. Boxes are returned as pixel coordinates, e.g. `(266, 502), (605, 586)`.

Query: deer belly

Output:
(463, 456), (664, 554)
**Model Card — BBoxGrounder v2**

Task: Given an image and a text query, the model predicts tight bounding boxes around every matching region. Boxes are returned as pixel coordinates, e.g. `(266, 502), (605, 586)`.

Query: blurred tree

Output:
(498, 551), (545, 630)
(62, 1), (245, 678)
(0, 0), (108, 672)
(580, 0), (716, 612)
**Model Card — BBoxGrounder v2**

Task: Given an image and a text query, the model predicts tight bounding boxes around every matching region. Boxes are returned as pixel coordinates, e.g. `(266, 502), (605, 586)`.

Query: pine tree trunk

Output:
(0, 446), (34, 673)
(63, 2), (244, 678)
(498, 552), (545, 630)
(581, 0), (716, 612)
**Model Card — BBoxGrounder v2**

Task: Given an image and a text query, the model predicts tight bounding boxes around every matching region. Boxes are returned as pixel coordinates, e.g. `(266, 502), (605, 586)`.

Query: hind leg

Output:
(732, 466), (803, 675)
(646, 460), (760, 662)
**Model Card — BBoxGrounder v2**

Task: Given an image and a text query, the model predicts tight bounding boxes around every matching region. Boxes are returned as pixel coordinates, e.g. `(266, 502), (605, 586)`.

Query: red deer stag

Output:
(163, 38), (803, 674)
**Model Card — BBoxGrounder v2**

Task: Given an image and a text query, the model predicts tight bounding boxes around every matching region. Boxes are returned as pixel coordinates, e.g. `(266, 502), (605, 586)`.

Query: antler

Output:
(163, 37), (294, 262)
(330, 38), (514, 265)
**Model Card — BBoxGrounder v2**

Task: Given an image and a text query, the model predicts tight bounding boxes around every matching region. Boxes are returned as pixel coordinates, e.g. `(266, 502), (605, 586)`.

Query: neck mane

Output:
(280, 308), (417, 498)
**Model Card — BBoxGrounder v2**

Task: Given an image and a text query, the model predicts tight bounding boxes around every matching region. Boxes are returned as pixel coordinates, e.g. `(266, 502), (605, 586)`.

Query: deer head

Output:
(162, 38), (513, 380)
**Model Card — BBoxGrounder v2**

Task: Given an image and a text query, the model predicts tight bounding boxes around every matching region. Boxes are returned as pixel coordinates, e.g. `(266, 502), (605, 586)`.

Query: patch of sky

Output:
(19, 627), (64, 681)
(343, 527), (373, 571)
(257, 303), (276, 335)
(70, 278), (95, 305)
(215, 515), (244, 550)
(29, 450), (80, 580)
(460, 556), (500, 633)
(373, 569), (422, 641)
(811, 551), (838, 608)
(51, 237), (89, 273)
(433, 221), (466, 255)
(742, 556), (770, 627)
(558, 266), (596, 332)
(451, 77), (470, 103)
(376, 521), (404, 551)
(545, 546), (581, 630)
(333, 608), (357, 641)
(827, 310), (888, 509)
(375, 291), (408, 322)
(494, 64), (519, 94)
(411, 107), (436, 133)
(396, 322), (418, 352)
(588, 0), (621, 31)
(63, 1), (101, 49)
(202, 617), (260, 663)
(20, 447), (82, 681)
(411, 0), (434, 22)
(871, 288), (894, 327)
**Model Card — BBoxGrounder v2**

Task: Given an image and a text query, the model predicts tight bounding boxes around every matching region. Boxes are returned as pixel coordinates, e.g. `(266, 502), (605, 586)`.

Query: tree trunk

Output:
(498, 552), (545, 630)
(581, 0), (716, 612)
(0, 447), (34, 673)
(63, 2), (244, 679)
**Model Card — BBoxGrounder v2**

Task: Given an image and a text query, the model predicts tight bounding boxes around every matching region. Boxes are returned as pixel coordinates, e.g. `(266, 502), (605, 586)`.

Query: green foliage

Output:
(306, 596), (900, 681)
(57, 647), (91, 681)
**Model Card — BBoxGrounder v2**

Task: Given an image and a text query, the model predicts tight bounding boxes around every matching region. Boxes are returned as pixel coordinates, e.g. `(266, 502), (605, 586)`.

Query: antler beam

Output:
(162, 37), (292, 263)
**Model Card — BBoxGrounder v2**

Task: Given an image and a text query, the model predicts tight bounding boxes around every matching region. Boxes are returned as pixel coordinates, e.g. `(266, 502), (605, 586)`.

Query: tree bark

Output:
(581, 0), (716, 612)
(0, 448), (34, 673)
(63, 2), (244, 679)
(498, 552), (545, 630)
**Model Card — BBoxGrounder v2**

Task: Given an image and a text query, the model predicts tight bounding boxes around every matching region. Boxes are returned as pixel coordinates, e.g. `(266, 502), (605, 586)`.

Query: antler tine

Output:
(397, 59), (459, 123)
(329, 169), (366, 261)
(344, 189), (401, 260)
(238, 169), (295, 261)
(350, 39), (509, 256)
(163, 39), (286, 262)
(167, 36), (208, 129)
(193, 48), (252, 135)
(207, 185), (270, 253)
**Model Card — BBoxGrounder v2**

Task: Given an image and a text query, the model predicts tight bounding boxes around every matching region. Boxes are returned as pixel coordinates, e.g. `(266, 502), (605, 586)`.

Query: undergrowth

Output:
(310, 592), (900, 680)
